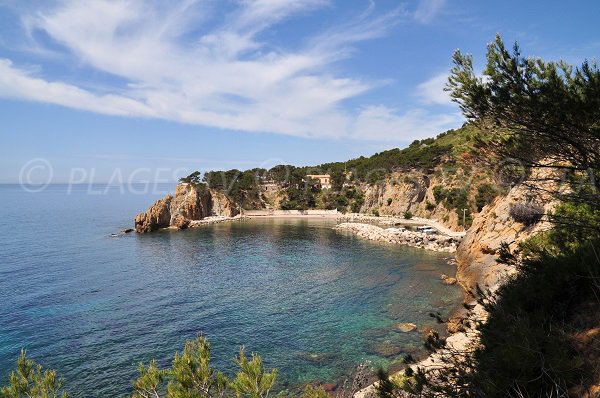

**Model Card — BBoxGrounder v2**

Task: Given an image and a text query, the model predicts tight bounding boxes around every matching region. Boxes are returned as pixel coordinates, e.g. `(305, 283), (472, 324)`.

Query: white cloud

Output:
(0, 0), (460, 142)
(414, 0), (446, 24)
(416, 72), (453, 105)
(0, 59), (153, 116)
(352, 105), (461, 141)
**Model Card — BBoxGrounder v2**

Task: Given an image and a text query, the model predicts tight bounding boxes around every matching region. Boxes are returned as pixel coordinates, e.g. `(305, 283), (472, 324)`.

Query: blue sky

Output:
(1, 0), (599, 183)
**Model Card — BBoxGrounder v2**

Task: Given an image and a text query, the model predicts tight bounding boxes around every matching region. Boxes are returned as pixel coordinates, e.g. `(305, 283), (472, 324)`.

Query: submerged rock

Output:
(395, 322), (418, 333)
(368, 341), (403, 357)
(299, 352), (337, 364)
(440, 274), (458, 285)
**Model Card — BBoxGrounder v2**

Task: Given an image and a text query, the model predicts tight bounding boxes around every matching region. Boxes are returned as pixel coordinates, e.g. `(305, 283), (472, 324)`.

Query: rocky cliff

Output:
(455, 171), (557, 292)
(134, 183), (239, 233)
(359, 166), (492, 232)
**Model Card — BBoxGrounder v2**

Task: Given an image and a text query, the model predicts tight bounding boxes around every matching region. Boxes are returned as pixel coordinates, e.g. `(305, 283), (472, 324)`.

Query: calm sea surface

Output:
(0, 184), (462, 397)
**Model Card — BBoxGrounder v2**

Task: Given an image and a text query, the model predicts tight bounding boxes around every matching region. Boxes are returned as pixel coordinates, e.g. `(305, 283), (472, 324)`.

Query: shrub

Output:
(509, 203), (544, 226)
(425, 201), (435, 211)
(475, 183), (498, 212)
(389, 239), (600, 398)
(387, 198), (393, 206)
(372, 208), (380, 217)
(433, 186), (446, 202)
(404, 210), (413, 219)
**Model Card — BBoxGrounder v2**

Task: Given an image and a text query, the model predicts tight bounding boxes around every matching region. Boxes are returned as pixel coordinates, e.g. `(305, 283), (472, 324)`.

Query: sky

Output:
(1, 0), (599, 183)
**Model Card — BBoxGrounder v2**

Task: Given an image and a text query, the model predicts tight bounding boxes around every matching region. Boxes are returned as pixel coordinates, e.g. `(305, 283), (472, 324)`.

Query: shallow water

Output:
(0, 184), (462, 397)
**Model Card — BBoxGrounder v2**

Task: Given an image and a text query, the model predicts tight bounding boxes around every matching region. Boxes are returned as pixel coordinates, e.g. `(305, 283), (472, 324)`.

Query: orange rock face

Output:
(134, 184), (239, 233)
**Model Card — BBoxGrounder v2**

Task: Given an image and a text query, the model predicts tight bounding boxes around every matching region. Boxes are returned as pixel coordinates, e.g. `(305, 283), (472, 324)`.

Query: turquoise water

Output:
(0, 184), (462, 397)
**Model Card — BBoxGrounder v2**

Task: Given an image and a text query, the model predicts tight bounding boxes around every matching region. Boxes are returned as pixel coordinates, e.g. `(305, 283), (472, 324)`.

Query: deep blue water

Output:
(0, 184), (462, 397)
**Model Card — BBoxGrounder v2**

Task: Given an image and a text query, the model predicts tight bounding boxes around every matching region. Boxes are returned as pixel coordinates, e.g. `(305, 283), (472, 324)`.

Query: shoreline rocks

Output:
(333, 222), (461, 253)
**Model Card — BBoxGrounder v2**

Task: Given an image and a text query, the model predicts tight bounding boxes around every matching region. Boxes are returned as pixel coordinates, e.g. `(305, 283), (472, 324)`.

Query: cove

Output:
(0, 185), (463, 397)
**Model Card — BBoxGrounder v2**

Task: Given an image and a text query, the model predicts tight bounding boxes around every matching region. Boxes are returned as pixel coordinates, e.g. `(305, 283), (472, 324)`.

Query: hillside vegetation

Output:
(181, 122), (497, 229)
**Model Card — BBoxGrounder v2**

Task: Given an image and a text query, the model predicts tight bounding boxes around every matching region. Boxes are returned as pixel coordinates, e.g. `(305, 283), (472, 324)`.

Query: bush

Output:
(433, 185), (446, 202)
(475, 183), (498, 212)
(403, 210), (413, 219)
(392, 239), (600, 398)
(387, 198), (393, 206)
(372, 208), (380, 217)
(509, 203), (544, 226)
(425, 201), (435, 211)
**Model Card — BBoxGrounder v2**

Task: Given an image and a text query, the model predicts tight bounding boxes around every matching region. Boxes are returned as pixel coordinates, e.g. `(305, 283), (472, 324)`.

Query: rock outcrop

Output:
(134, 194), (174, 233)
(455, 173), (557, 292)
(134, 184), (239, 233)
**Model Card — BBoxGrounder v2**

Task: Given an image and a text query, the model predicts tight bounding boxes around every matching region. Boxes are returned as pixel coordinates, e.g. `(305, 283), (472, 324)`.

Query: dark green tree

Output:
(180, 171), (203, 185)
(0, 350), (68, 398)
(447, 34), (600, 213)
(133, 336), (276, 398)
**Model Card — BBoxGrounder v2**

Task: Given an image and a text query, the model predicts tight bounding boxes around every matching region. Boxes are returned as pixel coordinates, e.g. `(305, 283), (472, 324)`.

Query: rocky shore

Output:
(352, 171), (557, 398)
(333, 222), (461, 253)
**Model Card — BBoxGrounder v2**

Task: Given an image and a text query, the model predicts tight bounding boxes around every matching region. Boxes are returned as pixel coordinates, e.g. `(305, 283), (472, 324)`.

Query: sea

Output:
(0, 184), (463, 397)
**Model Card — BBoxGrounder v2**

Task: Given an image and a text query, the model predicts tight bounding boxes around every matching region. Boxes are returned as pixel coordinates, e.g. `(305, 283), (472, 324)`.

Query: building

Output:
(305, 174), (332, 189)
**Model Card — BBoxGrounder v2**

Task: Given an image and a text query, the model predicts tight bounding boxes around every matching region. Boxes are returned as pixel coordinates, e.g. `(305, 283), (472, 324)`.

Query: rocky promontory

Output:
(134, 183), (240, 233)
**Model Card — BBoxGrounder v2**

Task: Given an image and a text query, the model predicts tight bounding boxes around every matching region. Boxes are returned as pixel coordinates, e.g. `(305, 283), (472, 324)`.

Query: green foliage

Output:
(281, 187), (314, 210)
(230, 348), (277, 398)
(425, 201), (435, 211)
(468, 241), (600, 397)
(166, 337), (228, 398)
(202, 169), (261, 205)
(432, 186), (473, 226)
(390, 235), (600, 397)
(300, 385), (329, 398)
(386, 198), (393, 206)
(350, 192), (364, 213)
(448, 34), (600, 212)
(367, 169), (386, 185)
(548, 202), (600, 252)
(372, 208), (380, 217)
(335, 194), (349, 212)
(133, 336), (276, 398)
(474, 183), (497, 212)
(403, 210), (412, 219)
(376, 368), (427, 398)
(382, 35), (600, 398)
(179, 171), (203, 186)
(330, 171), (346, 191)
(132, 360), (167, 398)
(432, 186), (445, 203)
(0, 350), (68, 398)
